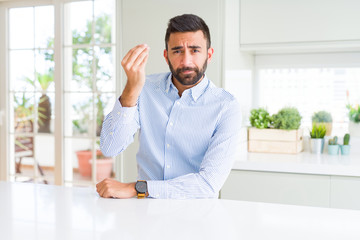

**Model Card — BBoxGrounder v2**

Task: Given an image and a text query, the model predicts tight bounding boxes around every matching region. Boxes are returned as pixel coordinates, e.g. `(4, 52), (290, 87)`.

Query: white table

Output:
(1, 181), (360, 240)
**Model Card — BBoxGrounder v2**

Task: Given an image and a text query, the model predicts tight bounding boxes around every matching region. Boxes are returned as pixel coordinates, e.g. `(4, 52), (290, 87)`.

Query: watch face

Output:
(136, 181), (147, 193)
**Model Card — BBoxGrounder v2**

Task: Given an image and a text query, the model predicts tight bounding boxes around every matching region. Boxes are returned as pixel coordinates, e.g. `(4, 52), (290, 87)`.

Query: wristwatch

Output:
(135, 180), (147, 199)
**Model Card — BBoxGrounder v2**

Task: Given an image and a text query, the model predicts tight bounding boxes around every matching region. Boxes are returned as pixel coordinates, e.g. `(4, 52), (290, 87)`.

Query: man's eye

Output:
(173, 50), (181, 54)
(193, 49), (200, 53)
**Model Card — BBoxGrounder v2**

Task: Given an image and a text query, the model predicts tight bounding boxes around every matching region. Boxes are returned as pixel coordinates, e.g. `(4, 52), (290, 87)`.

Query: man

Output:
(96, 14), (241, 199)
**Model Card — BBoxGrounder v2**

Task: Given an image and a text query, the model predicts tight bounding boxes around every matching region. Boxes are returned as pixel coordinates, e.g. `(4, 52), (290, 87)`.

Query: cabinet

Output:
(221, 170), (360, 210)
(240, 0), (360, 49)
(330, 176), (360, 210)
(221, 170), (330, 207)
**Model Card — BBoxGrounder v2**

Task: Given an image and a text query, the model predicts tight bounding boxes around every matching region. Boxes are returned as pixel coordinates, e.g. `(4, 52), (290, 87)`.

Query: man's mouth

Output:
(179, 68), (196, 75)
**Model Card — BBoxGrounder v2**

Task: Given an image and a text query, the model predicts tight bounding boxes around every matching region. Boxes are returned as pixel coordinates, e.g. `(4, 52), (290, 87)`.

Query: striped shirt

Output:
(100, 72), (242, 199)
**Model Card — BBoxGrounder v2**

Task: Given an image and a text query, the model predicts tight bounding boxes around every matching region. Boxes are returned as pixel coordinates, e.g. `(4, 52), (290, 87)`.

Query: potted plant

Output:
(327, 136), (339, 155)
(346, 90), (360, 137)
(310, 123), (326, 154)
(312, 111), (332, 136)
(340, 133), (351, 155)
(248, 107), (303, 154)
(76, 141), (113, 181)
(272, 107), (302, 130)
(249, 108), (272, 129)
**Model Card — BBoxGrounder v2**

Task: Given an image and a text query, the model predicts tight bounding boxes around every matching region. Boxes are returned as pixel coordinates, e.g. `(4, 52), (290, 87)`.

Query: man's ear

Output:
(207, 47), (214, 63)
(164, 49), (169, 65)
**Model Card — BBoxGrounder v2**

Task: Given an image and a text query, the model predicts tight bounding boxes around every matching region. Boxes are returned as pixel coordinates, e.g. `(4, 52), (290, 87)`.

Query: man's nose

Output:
(181, 50), (192, 66)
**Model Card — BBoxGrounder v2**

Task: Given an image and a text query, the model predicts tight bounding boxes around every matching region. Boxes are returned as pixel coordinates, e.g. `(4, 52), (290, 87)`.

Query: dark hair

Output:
(165, 14), (211, 50)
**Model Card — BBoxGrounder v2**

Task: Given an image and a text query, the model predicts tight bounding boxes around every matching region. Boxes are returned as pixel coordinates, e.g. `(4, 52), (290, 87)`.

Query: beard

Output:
(168, 58), (208, 86)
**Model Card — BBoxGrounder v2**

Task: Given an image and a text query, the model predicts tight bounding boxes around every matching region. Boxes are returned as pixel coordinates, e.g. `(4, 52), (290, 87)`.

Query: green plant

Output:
(343, 133), (350, 145)
(310, 123), (326, 138)
(249, 108), (272, 129)
(346, 90), (360, 123)
(312, 111), (332, 123)
(71, 14), (112, 136)
(347, 104), (360, 123)
(328, 136), (338, 145)
(272, 107), (302, 130)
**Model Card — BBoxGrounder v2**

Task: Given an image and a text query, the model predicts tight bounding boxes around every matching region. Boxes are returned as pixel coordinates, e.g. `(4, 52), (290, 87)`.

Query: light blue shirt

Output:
(100, 72), (242, 199)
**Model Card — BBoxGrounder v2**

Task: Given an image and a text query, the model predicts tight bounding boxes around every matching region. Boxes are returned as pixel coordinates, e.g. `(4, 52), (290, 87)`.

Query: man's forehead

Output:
(168, 31), (206, 46)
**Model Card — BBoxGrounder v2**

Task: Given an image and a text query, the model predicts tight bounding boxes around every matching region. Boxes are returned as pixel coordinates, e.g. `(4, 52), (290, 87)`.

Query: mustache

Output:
(177, 67), (198, 73)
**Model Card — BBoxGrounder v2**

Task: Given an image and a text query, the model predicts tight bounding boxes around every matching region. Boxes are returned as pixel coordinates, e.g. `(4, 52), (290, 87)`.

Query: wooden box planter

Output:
(248, 127), (304, 154)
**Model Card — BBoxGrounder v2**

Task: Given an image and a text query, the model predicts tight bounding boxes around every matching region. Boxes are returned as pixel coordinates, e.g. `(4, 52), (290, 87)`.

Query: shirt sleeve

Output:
(100, 98), (140, 157)
(147, 99), (242, 199)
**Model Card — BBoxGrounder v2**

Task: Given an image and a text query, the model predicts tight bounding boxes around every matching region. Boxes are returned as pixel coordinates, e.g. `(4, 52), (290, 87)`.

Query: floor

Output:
(13, 165), (94, 186)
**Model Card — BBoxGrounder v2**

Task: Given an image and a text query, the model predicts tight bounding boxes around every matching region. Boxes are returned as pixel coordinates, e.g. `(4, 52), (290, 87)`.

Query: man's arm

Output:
(120, 44), (150, 107)
(96, 45), (150, 198)
(148, 100), (242, 199)
(100, 44), (150, 157)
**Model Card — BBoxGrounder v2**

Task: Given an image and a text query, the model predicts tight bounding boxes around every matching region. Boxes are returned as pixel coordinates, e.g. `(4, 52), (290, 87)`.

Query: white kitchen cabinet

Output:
(330, 176), (360, 210)
(240, 0), (360, 48)
(221, 170), (330, 207)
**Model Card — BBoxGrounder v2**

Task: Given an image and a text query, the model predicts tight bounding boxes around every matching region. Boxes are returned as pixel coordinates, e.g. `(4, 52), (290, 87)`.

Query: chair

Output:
(14, 120), (47, 184)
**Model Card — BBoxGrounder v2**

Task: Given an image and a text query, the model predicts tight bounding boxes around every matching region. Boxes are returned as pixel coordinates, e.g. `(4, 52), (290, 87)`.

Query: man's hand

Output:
(96, 178), (136, 199)
(120, 44), (150, 107)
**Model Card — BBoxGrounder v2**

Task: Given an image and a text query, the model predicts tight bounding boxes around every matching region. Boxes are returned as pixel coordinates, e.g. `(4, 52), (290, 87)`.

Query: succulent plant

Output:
(310, 123), (326, 138)
(328, 136), (338, 145)
(272, 107), (302, 130)
(343, 133), (350, 145)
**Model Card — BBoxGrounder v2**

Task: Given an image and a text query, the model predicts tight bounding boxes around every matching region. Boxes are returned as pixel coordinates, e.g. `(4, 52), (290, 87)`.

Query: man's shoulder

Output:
(207, 81), (238, 104)
(145, 72), (171, 86)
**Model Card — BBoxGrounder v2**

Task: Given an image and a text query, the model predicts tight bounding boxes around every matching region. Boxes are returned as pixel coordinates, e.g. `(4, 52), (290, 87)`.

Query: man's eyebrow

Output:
(170, 45), (201, 50)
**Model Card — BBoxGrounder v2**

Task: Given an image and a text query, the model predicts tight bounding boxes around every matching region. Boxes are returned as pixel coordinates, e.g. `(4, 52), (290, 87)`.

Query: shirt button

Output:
(156, 194), (160, 198)
(176, 102), (180, 105)
(166, 144), (170, 148)
(117, 112), (121, 115)
(123, 113), (127, 117)
(167, 165), (171, 168)
(170, 122), (173, 126)
(110, 132), (113, 135)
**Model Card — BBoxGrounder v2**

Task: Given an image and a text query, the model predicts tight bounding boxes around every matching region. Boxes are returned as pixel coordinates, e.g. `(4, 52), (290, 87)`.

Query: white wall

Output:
(223, 0), (254, 154)
(120, 0), (223, 85)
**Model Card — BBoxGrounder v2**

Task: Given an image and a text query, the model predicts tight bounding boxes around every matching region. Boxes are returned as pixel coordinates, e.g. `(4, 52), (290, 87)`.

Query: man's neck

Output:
(172, 75), (204, 97)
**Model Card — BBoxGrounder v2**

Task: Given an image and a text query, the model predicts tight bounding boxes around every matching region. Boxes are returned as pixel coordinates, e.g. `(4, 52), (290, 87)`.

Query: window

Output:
(255, 53), (360, 136)
(63, 0), (116, 186)
(5, 0), (117, 186)
(9, 6), (55, 184)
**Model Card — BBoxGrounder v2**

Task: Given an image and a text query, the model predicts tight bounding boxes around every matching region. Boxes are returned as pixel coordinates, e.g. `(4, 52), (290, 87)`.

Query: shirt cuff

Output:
(111, 97), (137, 124)
(147, 180), (168, 199)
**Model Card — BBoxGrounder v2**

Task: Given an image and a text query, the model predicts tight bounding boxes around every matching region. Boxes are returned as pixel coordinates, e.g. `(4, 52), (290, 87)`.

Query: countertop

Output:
(1, 181), (360, 240)
(233, 151), (360, 177)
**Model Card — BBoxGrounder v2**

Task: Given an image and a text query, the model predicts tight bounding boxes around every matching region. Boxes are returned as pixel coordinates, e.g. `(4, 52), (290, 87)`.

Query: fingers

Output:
(121, 44), (150, 71)
(96, 178), (111, 198)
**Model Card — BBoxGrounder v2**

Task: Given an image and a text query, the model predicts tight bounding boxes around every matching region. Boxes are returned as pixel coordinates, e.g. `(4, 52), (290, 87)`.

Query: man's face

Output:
(164, 31), (214, 86)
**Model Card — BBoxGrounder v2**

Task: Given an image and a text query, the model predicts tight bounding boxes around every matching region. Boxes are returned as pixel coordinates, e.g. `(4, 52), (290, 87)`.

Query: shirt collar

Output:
(164, 73), (209, 102)
(189, 75), (209, 102)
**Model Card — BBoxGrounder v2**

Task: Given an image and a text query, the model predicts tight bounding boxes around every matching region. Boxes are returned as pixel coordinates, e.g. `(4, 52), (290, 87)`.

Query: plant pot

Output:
(76, 150), (113, 180)
(327, 145), (339, 155)
(310, 138), (324, 154)
(349, 121), (360, 137)
(340, 145), (351, 155)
